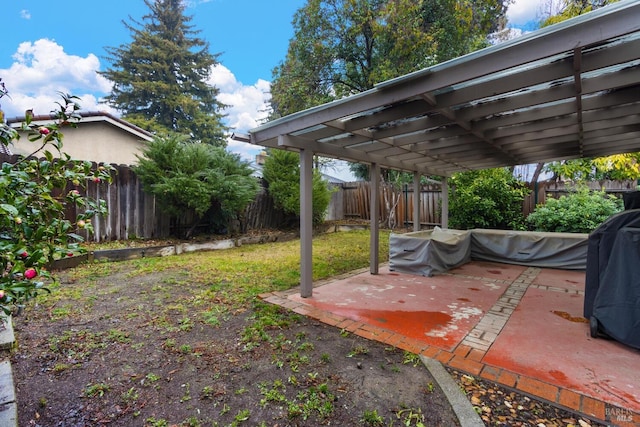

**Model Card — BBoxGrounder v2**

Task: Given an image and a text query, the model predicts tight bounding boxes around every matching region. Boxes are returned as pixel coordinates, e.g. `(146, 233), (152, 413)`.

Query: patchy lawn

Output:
(11, 230), (459, 426)
(9, 230), (601, 426)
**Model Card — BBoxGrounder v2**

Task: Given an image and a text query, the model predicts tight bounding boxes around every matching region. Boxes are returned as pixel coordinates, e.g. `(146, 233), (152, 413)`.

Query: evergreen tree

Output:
(100, 0), (228, 146)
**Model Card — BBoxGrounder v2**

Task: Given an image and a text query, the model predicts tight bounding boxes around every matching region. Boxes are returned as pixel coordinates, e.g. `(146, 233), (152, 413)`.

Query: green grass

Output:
(24, 230), (401, 426)
(80, 230), (389, 296)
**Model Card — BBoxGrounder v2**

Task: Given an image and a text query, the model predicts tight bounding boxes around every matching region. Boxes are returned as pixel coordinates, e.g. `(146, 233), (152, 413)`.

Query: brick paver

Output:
(459, 267), (539, 353)
(258, 265), (640, 426)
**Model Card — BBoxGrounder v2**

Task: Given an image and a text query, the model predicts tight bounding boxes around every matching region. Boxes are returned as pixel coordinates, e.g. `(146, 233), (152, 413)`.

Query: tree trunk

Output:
(185, 216), (203, 239)
(529, 162), (545, 188)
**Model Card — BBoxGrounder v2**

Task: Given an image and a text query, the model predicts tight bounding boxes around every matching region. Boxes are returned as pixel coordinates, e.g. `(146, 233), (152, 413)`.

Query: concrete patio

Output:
(260, 261), (640, 427)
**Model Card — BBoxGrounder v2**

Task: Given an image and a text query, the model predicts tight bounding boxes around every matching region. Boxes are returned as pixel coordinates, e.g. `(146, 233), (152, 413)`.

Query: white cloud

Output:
(1, 39), (114, 118)
(0, 39), (274, 165)
(507, 0), (541, 26)
(20, 10), (31, 20)
(209, 64), (271, 132)
(209, 64), (272, 163)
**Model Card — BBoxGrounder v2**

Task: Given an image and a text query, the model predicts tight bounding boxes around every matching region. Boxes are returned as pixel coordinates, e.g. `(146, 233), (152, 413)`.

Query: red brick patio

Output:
(260, 261), (640, 427)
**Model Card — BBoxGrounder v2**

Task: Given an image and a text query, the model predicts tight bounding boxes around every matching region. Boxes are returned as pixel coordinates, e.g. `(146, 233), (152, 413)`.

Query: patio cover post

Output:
(370, 163), (380, 274)
(413, 172), (420, 232)
(441, 177), (449, 229)
(300, 147), (314, 297)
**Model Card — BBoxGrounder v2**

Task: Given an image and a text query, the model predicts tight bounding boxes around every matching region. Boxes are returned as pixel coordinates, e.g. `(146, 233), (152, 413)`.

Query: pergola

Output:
(233, 0), (640, 297)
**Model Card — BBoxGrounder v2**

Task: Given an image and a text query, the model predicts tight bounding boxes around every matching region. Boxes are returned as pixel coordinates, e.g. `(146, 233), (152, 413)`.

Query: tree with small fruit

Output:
(0, 82), (112, 318)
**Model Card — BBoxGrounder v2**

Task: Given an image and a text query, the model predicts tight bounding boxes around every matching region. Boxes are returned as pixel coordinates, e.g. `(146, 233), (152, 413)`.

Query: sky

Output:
(0, 0), (543, 181)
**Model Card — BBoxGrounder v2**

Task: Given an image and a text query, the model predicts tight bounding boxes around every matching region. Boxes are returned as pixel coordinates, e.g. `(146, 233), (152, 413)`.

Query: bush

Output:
(133, 134), (259, 237)
(0, 91), (111, 318)
(526, 187), (622, 233)
(449, 168), (529, 230)
(262, 149), (332, 226)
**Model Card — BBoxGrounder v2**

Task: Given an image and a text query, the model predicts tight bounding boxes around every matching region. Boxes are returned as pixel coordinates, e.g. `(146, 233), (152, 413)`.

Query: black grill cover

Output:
(623, 191), (640, 210)
(584, 209), (640, 349)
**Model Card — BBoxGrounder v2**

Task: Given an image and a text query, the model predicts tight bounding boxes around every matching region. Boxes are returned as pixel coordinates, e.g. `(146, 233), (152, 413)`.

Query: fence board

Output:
(340, 182), (444, 228)
(3, 151), (638, 241)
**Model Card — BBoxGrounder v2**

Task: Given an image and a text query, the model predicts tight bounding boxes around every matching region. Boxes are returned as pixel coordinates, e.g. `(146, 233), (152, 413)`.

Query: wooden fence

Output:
(339, 179), (638, 229)
(340, 182), (442, 228)
(3, 152), (637, 241)
(0, 153), (292, 241)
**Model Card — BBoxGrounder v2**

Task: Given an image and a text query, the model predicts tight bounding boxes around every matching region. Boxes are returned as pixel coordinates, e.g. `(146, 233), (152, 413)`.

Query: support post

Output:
(441, 177), (449, 229)
(413, 172), (420, 232)
(370, 163), (380, 274)
(300, 148), (314, 297)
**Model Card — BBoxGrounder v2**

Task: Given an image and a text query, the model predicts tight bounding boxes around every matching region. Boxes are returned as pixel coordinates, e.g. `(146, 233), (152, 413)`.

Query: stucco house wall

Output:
(7, 112), (153, 166)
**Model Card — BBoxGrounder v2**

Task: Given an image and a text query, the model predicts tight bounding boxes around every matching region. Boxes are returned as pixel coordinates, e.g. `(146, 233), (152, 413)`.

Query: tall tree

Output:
(100, 0), (228, 146)
(269, 0), (510, 182)
(270, 0), (510, 118)
(541, 0), (617, 26)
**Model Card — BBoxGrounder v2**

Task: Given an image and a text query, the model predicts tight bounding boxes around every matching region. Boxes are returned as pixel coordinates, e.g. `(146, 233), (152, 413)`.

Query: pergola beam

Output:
(239, 1), (640, 299)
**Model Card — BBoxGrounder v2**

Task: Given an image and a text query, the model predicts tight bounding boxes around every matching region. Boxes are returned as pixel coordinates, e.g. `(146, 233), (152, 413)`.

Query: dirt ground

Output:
(10, 262), (460, 427)
(8, 232), (605, 427)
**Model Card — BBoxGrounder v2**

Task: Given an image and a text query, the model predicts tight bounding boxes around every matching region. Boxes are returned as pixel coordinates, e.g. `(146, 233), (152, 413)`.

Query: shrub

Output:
(449, 168), (529, 230)
(0, 90), (111, 318)
(262, 149), (332, 226)
(526, 187), (622, 233)
(133, 134), (259, 237)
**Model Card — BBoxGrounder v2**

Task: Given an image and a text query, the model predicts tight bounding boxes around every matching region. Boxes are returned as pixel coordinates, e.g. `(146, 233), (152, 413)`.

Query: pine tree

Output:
(100, 0), (228, 146)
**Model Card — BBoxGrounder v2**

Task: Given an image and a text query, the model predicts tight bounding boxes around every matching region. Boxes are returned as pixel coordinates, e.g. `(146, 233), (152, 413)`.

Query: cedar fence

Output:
(341, 179), (637, 230)
(2, 153), (637, 242)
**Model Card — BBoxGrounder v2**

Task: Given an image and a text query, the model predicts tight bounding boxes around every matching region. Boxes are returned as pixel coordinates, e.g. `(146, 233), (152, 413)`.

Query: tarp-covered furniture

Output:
(470, 229), (589, 270)
(390, 228), (589, 277)
(389, 227), (471, 277)
(585, 209), (640, 349)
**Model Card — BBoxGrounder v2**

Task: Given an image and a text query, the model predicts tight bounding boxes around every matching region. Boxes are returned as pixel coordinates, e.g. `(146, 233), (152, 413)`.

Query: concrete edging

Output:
(421, 356), (485, 427)
(0, 316), (16, 427)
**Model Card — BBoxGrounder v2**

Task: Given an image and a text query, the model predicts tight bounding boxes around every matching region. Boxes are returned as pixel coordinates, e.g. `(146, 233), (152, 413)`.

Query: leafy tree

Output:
(449, 168), (529, 230)
(544, 154), (640, 182)
(526, 187), (622, 233)
(0, 88), (111, 318)
(133, 135), (258, 237)
(272, 0), (510, 181)
(270, 0), (510, 118)
(418, 0), (509, 64)
(541, 0), (618, 26)
(261, 149), (333, 226)
(100, 0), (228, 146)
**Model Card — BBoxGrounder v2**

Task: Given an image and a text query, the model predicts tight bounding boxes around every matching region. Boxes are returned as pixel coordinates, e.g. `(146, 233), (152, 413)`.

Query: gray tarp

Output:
(470, 229), (589, 270)
(389, 228), (589, 277)
(389, 228), (471, 277)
